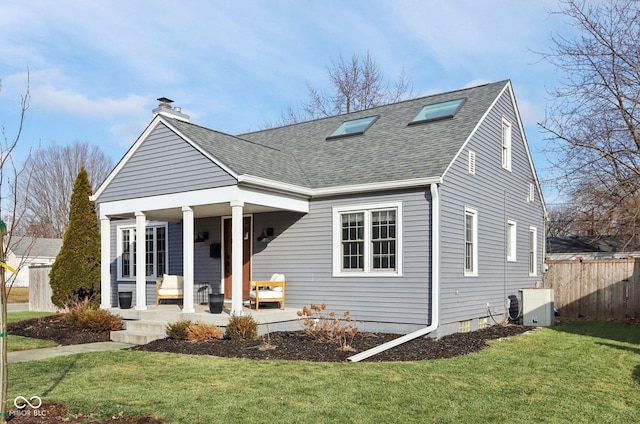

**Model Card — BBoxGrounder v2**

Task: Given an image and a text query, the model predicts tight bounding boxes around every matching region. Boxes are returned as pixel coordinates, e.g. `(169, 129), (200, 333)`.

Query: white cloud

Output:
(31, 84), (148, 118)
(517, 97), (545, 128)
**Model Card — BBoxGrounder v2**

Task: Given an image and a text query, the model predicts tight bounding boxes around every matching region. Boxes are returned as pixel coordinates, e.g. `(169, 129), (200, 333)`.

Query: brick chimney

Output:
(152, 97), (190, 122)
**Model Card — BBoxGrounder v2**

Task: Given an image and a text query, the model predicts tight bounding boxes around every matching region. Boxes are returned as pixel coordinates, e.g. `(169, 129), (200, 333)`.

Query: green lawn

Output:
(6, 321), (640, 424)
(7, 311), (57, 352)
(7, 311), (53, 323)
(8, 335), (57, 352)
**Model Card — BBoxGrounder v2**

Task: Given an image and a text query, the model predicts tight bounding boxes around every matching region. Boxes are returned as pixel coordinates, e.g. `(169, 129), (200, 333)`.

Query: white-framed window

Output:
(507, 220), (517, 262)
(529, 226), (537, 276)
(464, 207), (478, 276)
(468, 150), (476, 175)
(501, 118), (512, 171)
(333, 202), (402, 276)
(528, 183), (535, 202)
(117, 222), (168, 280)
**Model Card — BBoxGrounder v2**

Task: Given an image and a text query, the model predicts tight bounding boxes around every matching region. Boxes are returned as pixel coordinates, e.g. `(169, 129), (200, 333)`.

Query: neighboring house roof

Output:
(546, 236), (640, 260)
(5, 237), (62, 259)
(547, 251), (640, 260)
(162, 81), (509, 190)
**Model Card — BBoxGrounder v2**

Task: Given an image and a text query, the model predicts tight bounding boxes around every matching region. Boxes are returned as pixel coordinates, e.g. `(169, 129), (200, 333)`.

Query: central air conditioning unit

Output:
(520, 288), (554, 327)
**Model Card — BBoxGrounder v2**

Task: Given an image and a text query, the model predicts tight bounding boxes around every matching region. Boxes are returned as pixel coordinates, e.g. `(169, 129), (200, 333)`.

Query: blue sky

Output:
(0, 0), (567, 203)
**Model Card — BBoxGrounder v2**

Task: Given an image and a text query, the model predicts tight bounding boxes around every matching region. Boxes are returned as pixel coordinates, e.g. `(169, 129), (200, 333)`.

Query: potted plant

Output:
(208, 293), (224, 314)
(118, 291), (133, 309)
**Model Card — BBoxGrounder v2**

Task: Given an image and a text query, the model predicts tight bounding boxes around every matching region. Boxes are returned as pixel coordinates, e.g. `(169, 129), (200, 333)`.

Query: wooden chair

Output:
(249, 273), (285, 310)
(155, 274), (184, 305)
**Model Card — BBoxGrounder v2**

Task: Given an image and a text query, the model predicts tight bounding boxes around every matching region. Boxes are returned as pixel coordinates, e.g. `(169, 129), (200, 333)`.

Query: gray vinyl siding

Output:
(194, 217), (222, 291)
(438, 89), (545, 332)
(251, 189), (432, 327)
(97, 123), (236, 203)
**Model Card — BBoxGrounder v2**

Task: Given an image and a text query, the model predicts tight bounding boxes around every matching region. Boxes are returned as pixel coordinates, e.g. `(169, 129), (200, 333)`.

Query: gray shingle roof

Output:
(6, 237), (62, 258)
(168, 81), (507, 190)
(166, 120), (312, 187)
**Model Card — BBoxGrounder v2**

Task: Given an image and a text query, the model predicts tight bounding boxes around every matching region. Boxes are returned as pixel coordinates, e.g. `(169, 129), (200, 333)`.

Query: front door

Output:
(223, 216), (252, 300)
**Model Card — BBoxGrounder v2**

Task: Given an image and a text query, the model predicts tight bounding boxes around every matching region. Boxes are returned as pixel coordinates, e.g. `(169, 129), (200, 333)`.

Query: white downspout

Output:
(348, 183), (440, 362)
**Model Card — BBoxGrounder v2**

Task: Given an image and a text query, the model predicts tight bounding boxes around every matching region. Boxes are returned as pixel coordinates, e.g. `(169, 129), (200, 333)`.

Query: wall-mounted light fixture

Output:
(257, 227), (274, 242)
(195, 231), (209, 243)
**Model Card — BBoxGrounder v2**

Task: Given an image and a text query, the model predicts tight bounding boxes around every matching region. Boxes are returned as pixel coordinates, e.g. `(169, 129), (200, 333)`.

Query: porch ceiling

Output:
(143, 202), (284, 222)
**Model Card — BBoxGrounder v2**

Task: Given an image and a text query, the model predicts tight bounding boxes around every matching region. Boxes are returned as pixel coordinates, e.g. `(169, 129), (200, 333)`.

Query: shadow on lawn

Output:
(595, 341), (640, 355)
(550, 320), (640, 346)
(552, 321), (640, 385)
(595, 342), (640, 385)
(42, 356), (78, 397)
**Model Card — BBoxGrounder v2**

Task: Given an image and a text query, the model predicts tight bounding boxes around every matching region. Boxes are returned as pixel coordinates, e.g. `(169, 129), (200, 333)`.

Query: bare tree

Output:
(539, 0), (640, 246)
(15, 141), (113, 238)
(280, 52), (413, 124)
(547, 205), (577, 238)
(0, 76), (36, 424)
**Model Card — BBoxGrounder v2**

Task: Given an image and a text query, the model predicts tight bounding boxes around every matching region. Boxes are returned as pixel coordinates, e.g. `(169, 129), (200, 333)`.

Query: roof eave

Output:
(238, 174), (443, 198)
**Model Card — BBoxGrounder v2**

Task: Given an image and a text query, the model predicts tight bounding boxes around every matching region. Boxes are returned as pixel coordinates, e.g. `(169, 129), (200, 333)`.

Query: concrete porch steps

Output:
(108, 306), (302, 344)
(111, 319), (168, 345)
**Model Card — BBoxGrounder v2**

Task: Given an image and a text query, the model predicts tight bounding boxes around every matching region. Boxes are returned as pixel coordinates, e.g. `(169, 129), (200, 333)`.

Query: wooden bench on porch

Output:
(249, 274), (285, 310)
(155, 274), (184, 305)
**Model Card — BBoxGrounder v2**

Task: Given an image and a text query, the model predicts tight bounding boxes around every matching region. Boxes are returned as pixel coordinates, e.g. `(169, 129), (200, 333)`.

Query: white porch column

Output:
(182, 206), (195, 313)
(230, 201), (244, 315)
(99, 216), (112, 309)
(135, 211), (147, 311)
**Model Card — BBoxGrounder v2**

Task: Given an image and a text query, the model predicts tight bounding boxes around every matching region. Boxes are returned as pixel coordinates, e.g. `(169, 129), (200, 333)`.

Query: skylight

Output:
(327, 116), (378, 139)
(410, 98), (465, 125)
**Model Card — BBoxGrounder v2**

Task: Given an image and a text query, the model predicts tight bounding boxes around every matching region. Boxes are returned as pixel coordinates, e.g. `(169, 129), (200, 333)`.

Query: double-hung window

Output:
(464, 207), (478, 276)
(333, 202), (402, 276)
(507, 220), (517, 262)
(118, 223), (168, 280)
(529, 226), (537, 276)
(501, 118), (512, 171)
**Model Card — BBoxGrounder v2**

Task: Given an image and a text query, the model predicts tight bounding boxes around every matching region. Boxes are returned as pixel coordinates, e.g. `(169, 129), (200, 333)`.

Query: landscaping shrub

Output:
(186, 320), (223, 342)
(225, 314), (258, 340)
(297, 303), (358, 351)
(166, 319), (192, 340)
(50, 167), (101, 308)
(65, 302), (122, 332)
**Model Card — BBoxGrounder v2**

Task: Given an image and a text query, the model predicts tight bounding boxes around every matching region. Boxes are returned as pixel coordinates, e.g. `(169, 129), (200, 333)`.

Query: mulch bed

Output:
(130, 324), (533, 362)
(8, 314), (111, 345)
(7, 314), (534, 362)
(7, 403), (162, 423)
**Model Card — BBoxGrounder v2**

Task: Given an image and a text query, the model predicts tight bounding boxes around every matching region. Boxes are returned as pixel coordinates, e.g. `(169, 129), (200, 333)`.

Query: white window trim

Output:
(501, 118), (512, 171)
(332, 202), (403, 277)
(116, 221), (168, 281)
(464, 207), (478, 277)
(507, 220), (517, 262)
(529, 226), (538, 276)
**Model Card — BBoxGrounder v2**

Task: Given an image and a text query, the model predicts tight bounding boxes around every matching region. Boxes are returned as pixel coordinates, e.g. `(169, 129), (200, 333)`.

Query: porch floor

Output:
(108, 302), (301, 329)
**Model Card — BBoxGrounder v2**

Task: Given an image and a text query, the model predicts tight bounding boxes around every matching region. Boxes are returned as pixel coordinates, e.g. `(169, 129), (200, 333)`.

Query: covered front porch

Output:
(97, 185), (309, 317)
(109, 303), (301, 344)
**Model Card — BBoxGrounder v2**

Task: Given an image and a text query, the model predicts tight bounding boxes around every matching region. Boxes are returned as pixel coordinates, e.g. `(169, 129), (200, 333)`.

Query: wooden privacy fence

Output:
(28, 264), (57, 312)
(545, 257), (640, 320)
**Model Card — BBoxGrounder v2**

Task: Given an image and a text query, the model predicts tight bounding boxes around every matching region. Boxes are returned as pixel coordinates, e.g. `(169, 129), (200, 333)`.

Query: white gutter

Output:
(237, 174), (443, 198)
(348, 183), (441, 362)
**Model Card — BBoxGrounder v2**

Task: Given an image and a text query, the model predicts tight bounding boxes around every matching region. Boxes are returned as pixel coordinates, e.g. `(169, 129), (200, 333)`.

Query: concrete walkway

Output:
(7, 303), (29, 312)
(6, 303), (134, 363)
(8, 342), (134, 363)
